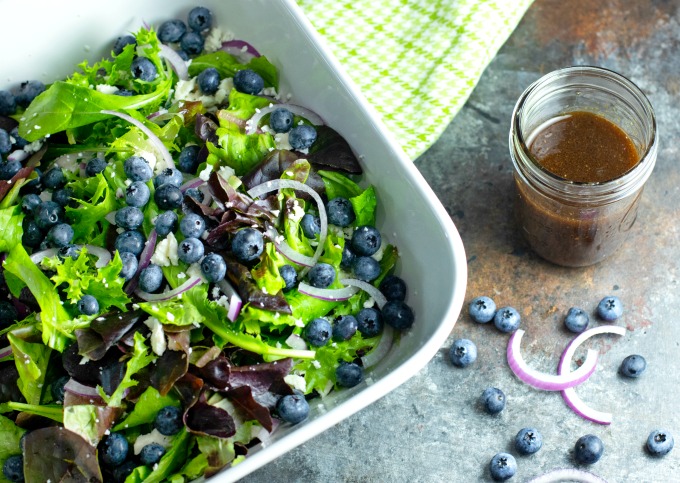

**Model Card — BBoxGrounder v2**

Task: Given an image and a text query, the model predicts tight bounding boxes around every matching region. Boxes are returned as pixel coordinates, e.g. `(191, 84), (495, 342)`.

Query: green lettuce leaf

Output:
(187, 51), (278, 89)
(126, 428), (192, 483)
(0, 414), (25, 482)
(223, 89), (272, 120)
(206, 121), (275, 176)
(0, 206), (24, 252)
(5, 402), (64, 422)
(99, 332), (155, 407)
(113, 386), (181, 431)
(318, 170), (363, 199)
(8, 331), (51, 405)
(350, 185), (377, 227)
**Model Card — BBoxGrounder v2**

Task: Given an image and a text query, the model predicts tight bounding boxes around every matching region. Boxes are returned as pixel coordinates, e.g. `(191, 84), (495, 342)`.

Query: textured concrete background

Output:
(245, 0), (680, 481)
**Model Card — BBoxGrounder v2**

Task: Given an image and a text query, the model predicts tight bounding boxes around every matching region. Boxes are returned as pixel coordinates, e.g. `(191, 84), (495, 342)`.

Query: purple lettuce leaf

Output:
(150, 349), (189, 397)
(75, 309), (143, 361)
(306, 125), (362, 174)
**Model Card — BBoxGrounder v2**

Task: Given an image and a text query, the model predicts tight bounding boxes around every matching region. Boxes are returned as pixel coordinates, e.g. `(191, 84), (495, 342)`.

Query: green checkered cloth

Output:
(296, 0), (533, 160)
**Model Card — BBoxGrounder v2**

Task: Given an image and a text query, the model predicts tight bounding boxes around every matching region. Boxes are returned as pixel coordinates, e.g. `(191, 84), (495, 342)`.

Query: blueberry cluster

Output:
(486, 427), (544, 480)
(267, 106), (318, 151)
(155, 6), (213, 60)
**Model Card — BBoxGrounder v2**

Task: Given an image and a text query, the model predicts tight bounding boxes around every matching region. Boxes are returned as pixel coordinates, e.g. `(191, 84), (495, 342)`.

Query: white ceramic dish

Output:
(2, 0), (467, 481)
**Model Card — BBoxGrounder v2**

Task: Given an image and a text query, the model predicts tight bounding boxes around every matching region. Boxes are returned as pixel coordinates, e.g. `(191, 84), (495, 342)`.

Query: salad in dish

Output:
(0, 6), (415, 483)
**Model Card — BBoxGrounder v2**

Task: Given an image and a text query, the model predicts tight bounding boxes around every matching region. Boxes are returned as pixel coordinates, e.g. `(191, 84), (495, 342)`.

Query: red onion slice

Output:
(222, 40), (261, 58)
(64, 378), (106, 403)
(528, 468), (608, 483)
(125, 229), (158, 295)
(361, 325), (394, 369)
(101, 110), (175, 170)
(30, 245), (111, 268)
(297, 282), (359, 301)
(339, 278), (387, 309)
(264, 226), (315, 267)
(135, 275), (203, 302)
(180, 177), (205, 193)
(216, 279), (243, 322)
(245, 103), (325, 135)
(0, 346), (12, 359)
(507, 329), (599, 391)
(247, 180), (326, 277)
(559, 325), (626, 425)
(159, 44), (189, 80)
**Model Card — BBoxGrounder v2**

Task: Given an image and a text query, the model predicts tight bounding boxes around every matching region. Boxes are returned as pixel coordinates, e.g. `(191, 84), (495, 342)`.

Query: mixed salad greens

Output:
(0, 7), (414, 483)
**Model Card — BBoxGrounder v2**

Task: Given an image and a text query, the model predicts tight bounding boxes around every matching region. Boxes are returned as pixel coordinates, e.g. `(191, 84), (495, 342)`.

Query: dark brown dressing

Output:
(528, 111), (639, 183)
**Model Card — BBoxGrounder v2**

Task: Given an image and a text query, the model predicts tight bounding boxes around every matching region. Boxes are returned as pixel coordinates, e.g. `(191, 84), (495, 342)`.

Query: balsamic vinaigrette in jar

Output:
(527, 111), (639, 183)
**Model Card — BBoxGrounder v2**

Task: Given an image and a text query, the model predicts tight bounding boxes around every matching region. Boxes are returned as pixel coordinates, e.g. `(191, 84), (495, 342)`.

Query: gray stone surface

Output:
(244, 1), (680, 481)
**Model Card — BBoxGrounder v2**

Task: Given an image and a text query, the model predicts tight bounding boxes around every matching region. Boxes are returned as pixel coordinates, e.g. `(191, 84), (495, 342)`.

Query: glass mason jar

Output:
(509, 66), (658, 267)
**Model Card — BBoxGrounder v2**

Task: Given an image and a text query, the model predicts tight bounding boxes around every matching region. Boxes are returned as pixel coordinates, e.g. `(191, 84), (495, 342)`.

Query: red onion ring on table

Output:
(559, 325), (627, 424)
(528, 468), (608, 483)
(101, 110), (175, 170)
(507, 329), (599, 391)
(245, 103), (325, 135)
(247, 179), (327, 277)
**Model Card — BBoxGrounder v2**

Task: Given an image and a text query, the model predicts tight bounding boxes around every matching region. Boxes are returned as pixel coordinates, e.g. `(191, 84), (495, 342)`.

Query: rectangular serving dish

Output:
(2, 0), (468, 481)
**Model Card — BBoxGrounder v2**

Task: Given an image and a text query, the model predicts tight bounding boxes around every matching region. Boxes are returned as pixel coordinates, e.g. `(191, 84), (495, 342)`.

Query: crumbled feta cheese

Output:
(311, 359), (321, 369)
(288, 199), (305, 223)
(151, 232), (179, 267)
(187, 262), (208, 283)
(144, 317), (166, 356)
(173, 77), (233, 111)
(294, 318), (305, 328)
(115, 188), (124, 199)
(262, 86), (278, 98)
(198, 163), (214, 181)
(215, 295), (230, 309)
(96, 84), (119, 95)
(284, 374), (307, 393)
(177, 272), (186, 279)
(23, 139), (44, 154)
(203, 27), (235, 52)
(274, 132), (292, 150)
(217, 165), (236, 181)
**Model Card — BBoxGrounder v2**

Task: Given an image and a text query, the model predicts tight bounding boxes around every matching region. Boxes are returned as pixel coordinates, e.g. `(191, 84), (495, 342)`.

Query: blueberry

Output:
(100, 432), (129, 467)
(114, 230), (145, 256)
(155, 183), (183, 210)
(340, 244), (356, 270)
(125, 181), (151, 207)
(114, 89), (135, 97)
(155, 405), (183, 435)
(231, 228), (264, 263)
(184, 187), (204, 203)
(357, 307), (383, 337)
(2, 454), (23, 483)
(288, 125), (317, 151)
(379, 275), (407, 302)
(139, 264), (164, 293)
(481, 387), (506, 415)
(154, 167), (183, 188)
(180, 32), (204, 56)
(300, 213), (320, 239)
(448, 338), (477, 368)
(113, 34), (136, 55)
(52, 187), (74, 207)
(86, 156), (107, 177)
(77, 294), (99, 316)
(515, 427), (543, 455)
(42, 166), (66, 189)
(131, 57), (158, 82)
(564, 307), (589, 333)
(197, 67), (221, 95)
(178, 145), (201, 174)
(352, 256), (380, 282)
(139, 443), (166, 466)
(307, 263), (335, 288)
(335, 362), (363, 388)
(269, 108), (294, 133)
(124, 155), (153, 182)
(158, 19), (187, 43)
(180, 213), (206, 238)
(200, 253), (227, 283)
(21, 193), (41, 215)
(14, 80), (45, 108)
(0, 91), (16, 116)
(0, 129), (11, 154)
(647, 429), (674, 457)
(115, 206), (144, 230)
(9, 127), (28, 149)
(177, 237), (204, 264)
(188, 6), (212, 31)
(119, 252), (139, 280)
(382, 300), (414, 330)
(233, 69), (264, 95)
(326, 197), (355, 227)
(619, 354), (646, 378)
(493, 306), (521, 333)
(304, 318), (332, 347)
(596, 295), (623, 321)
(489, 453), (516, 482)
(46, 223), (74, 248)
(468, 296), (496, 323)
(279, 264), (298, 292)
(34, 201), (64, 231)
(50, 375), (69, 403)
(58, 244), (81, 260)
(276, 394), (309, 424)
(0, 160), (21, 180)
(574, 434), (604, 464)
(333, 315), (358, 341)
(351, 225), (381, 256)
(0, 301), (17, 327)
(154, 210), (179, 237)
(112, 461), (136, 483)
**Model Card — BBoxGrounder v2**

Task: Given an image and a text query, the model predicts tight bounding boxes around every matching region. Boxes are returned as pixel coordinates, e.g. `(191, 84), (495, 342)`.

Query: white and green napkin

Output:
(296, 0), (533, 160)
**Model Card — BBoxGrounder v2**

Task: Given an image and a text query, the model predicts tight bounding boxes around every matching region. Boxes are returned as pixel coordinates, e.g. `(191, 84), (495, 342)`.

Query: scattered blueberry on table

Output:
(596, 295), (623, 321)
(489, 452), (517, 481)
(564, 307), (589, 333)
(481, 387), (506, 415)
(619, 354), (647, 378)
(574, 434), (604, 464)
(448, 338), (477, 368)
(515, 427), (543, 455)
(646, 429), (674, 457)
(493, 306), (521, 333)
(468, 295), (496, 323)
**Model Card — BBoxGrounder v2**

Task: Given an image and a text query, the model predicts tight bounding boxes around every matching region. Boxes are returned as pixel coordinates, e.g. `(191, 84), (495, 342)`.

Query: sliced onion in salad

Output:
(216, 278), (243, 322)
(264, 226), (315, 267)
(0, 346), (12, 359)
(180, 177), (205, 193)
(528, 468), (608, 483)
(559, 325), (627, 425)
(247, 179), (326, 277)
(135, 275), (203, 302)
(30, 245), (112, 268)
(101, 110), (175, 170)
(126, 229), (158, 295)
(221, 40), (261, 61)
(340, 278), (387, 309)
(297, 282), (359, 301)
(245, 103), (325, 135)
(64, 378), (105, 401)
(159, 44), (189, 80)
(507, 329), (599, 391)
(361, 325), (394, 369)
